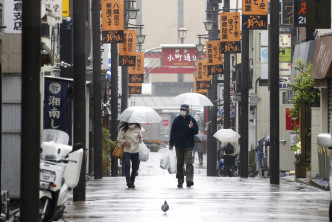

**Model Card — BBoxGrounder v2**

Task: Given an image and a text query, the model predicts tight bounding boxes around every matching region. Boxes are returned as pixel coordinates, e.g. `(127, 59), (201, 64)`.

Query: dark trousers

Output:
(223, 155), (236, 176)
(176, 148), (194, 184)
(123, 152), (139, 184)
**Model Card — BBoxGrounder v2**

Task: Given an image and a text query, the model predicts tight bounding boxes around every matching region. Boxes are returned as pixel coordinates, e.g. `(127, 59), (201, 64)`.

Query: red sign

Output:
(162, 47), (197, 66)
(162, 120), (169, 126)
(286, 108), (299, 130)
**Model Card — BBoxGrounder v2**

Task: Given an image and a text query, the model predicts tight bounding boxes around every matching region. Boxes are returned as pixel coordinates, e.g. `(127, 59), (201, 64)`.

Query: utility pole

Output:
(121, 1), (129, 113)
(92, 0), (103, 179)
(206, 0), (219, 176)
(21, 0), (41, 220)
(110, 42), (119, 176)
(240, 28), (249, 178)
(223, 0), (231, 129)
(73, 0), (87, 201)
(269, 0), (280, 184)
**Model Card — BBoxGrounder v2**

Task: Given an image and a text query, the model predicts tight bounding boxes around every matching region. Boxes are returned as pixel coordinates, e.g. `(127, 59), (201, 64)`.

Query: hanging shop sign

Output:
(195, 77), (211, 90)
(119, 30), (137, 66)
(128, 74), (144, 84)
(42, 0), (62, 22)
(128, 83), (142, 94)
(196, 60), (211, 81)
(62, 0), (70, 17)
(206, 41), (223, 75)
(44, 81), (70, 131)
(219, 12), (241, 53)
(4, 0), (22, 34)
(242, 0), (268, 29)
(101, 0), (124, 43)
(162, 47), (197, 66)
(279, 48), (292, 62)
(282, 0), (294, 25)
(129, 52), (144, 74)
(294, 0), (306, 27)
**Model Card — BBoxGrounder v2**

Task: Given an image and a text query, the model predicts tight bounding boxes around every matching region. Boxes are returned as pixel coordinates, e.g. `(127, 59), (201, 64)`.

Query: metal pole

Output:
(223, 0), (231, 129)
(240, 28), (249, 178)
(92, 0), (103, 179)
(206, 1), (218, 176)
(110, 42), (119, 176)
(21, 0), (40, 220)
(73, 0), (87, 201)
(121, 2), (129, 113)
(269, 0), (280, 184)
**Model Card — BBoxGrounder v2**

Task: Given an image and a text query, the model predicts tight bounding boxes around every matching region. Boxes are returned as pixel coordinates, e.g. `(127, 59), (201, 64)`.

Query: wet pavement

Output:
(64, 149), (330, 222)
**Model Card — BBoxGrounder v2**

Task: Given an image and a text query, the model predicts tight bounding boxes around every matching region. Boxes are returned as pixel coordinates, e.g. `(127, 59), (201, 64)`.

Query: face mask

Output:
(180, 111), (187, 116)
(128, 124), (135, 128)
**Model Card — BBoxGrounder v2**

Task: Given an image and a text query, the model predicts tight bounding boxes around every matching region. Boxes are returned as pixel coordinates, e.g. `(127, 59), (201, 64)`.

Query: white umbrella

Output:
(173, 92), (213, 107)
(213, 129), (240, 144)
(118, 106), (162, 124)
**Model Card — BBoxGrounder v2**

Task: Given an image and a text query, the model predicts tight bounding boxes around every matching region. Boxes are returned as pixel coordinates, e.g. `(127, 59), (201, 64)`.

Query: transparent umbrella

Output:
(173, 92), (213, 107)
(213, 129), (240, 144)
(118, 106), (162, 124)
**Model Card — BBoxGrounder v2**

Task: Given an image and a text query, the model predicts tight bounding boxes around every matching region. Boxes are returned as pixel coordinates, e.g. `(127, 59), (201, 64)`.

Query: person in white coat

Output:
(117, 122), (142, 188)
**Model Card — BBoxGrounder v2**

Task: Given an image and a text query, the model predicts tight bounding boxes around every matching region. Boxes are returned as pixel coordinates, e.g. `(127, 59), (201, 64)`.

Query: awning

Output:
(311, 35), (332, 79)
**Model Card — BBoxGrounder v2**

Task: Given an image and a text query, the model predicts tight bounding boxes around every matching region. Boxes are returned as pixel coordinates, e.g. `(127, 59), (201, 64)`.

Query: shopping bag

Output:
(112, 143), (124, 160)
(139, 142), (150, 162)
(160, 148), (170, 169)
(168, 148), (177, 174)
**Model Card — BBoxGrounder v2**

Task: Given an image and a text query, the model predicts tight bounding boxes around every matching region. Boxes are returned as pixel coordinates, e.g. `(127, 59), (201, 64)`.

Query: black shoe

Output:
(187, 181), (194, 187)
(127, 183), (132, 188)
(177, 183), (183, 188)
(131, 183), (135, 188)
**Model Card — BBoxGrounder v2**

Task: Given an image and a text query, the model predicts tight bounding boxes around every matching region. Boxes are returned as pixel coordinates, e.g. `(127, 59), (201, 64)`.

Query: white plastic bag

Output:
(139, 142), (150, 162)
(168, 148), (177, 174)
(160, 148), (170, 169)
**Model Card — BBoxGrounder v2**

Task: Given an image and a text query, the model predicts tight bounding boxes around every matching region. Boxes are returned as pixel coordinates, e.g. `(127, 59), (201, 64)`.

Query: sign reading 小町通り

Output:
(119, 30), (137, 66)
(101, 0), (124, 43)
(294, 0), (306, 27)
(219, 12), (241, 53)
(4, 0), (22, 34)
(62, 0), (70, 17)
(242, 0), (268, 29)
(162, 47), (197, 66)
(206, 41), (223, 75)
(44, 82), (70, 131)
(42, 0), (63, 22)
(129, 52), (144, 74)
(129, 83), (142, 95)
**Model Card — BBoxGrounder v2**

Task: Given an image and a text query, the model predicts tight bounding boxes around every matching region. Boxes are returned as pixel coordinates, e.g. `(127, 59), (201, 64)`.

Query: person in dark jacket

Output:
(169, 104), (198, 188)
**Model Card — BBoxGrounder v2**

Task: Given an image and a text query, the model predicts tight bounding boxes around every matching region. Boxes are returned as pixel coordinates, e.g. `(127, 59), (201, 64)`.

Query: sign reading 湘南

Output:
(119, 30), (137, 66)
(101, 0), (124, 43)
(219, 12), (241, 53)
(162, 47), (196, 66)
(206, 41), (223, 75)
(242, 0), (268, 29)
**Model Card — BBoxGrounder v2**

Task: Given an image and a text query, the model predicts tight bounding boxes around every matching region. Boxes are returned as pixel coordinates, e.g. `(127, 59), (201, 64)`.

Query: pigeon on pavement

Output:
(161, 200), (169, 214)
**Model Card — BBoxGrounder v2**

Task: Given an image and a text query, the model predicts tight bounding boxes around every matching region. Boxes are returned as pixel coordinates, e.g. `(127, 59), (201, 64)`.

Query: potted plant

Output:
(102, 127), (117, 176)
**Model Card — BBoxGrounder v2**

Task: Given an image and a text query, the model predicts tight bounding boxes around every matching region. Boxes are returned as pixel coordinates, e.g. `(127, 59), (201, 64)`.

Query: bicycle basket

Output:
(40, 160), (66, 190)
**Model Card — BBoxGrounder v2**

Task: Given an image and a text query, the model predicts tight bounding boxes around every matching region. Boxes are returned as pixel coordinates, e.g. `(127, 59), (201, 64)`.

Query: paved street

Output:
(64, 150), (330, 222)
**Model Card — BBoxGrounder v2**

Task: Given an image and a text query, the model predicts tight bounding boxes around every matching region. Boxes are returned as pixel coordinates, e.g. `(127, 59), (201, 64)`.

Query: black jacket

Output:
(169, 114), (198, 149)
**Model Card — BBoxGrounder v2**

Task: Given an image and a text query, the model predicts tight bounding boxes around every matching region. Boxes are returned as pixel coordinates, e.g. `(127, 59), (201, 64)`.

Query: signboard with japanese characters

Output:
(206, 41), (223, 75)
(44, 81), (70, 131)
(279, 34), (291, 48)
(62, 0), (70, 17)
(42, 0), (62, 22)
(195, 78), (212, 90)
(101, 0), (124, 43)
(129, 52), (144, 74)
(242, 0), (268, 29)
(129, 83), (142, 94)
(119, 30), (137, 66)
(162, 47), (196, 66)
(279, 48), (292, 62)
(196, 60), (211, 81)
(128, 74), (144, 84)
(219, 12), (241, 53)
(194, 82), (208, 96)
(282, 0), (294, 24)
(294, 0), (306, 27)
(4, 0), (22, 34)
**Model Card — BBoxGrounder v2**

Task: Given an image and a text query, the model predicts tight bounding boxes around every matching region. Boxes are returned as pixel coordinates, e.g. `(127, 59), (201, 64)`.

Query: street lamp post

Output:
(178, 27), (188, 44)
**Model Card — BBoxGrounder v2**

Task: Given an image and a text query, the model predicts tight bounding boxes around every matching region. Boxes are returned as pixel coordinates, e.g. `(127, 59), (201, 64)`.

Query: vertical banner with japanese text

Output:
(282, 0), (294, 25)
(44, 82), (70, 131)
(219, 12), (241, 53)
(242, 0), (268, 29)
(206, 41), (223, 75)
(62, 0), (70, 17)
(129, 52), (144, 83)
(294, 0), (306, 27)
(4, 0), (23, 34)
(119, 30), (137, 66)
(101, 0), (124, 43)
(195, 60), (211, 92)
